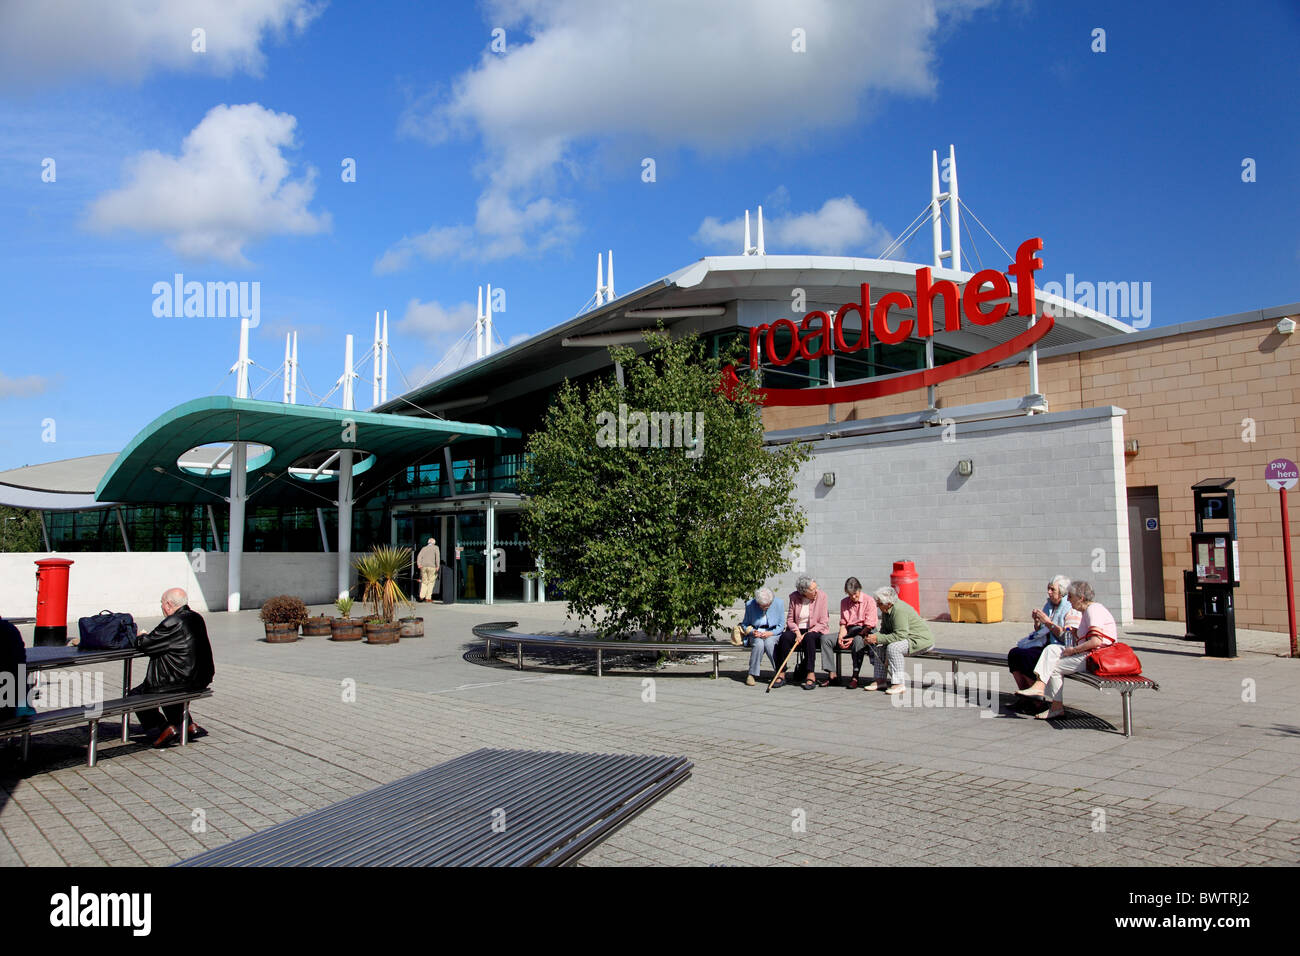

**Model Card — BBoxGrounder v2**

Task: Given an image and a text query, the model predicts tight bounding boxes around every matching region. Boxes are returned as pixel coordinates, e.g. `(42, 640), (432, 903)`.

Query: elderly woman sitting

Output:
(821, 577), (877, 688)
(773, 576), (829, 690)
(740, 587), (786, 686)
(1016, 580), (1118, 719)
(865, 586), (934, 694)
(1007, 575), (1081, 690)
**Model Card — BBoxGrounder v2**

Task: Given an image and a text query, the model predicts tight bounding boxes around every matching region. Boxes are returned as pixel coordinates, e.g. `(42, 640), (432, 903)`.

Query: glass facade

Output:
(31, 320), (971, 604)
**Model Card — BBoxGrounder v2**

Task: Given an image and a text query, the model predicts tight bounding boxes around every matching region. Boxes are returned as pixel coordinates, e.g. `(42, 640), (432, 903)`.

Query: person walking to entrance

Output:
(417, 537), (441, 602)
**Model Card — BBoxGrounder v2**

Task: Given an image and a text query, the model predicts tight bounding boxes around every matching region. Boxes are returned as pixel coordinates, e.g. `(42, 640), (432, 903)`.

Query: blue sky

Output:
(1, 0), (1296, 471)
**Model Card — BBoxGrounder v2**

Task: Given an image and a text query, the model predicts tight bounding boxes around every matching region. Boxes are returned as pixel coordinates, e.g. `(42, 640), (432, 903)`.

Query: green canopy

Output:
(97, 396), (519, 506)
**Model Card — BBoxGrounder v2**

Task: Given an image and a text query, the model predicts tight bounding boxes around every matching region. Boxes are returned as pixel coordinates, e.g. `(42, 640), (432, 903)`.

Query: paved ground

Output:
(1, 602), (1297, 867)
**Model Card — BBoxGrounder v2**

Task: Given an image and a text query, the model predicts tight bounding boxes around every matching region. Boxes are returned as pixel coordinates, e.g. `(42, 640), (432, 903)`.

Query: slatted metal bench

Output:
(0, 688), (213, 766)
(176, 748), (693, 867)
(912, 647), (1159, 737)
(474, 621), (731, 678)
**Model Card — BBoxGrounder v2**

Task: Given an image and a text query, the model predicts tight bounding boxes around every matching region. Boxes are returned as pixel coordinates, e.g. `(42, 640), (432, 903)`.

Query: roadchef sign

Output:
(722, 238), (1054, 406)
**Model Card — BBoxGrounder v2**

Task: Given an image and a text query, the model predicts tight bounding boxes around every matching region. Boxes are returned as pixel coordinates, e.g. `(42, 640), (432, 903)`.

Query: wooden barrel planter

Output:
(302, 617), (333, 637)
(264, 623), (299, 643)
(399, 617), (424, 638)
(364, 621), (401, 645)
(330, 619), (364, 641)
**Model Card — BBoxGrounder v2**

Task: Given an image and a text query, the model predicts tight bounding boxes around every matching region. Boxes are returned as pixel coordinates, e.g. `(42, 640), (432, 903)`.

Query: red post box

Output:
(891, 560), (920, 615)
(34, 558), (74, 647)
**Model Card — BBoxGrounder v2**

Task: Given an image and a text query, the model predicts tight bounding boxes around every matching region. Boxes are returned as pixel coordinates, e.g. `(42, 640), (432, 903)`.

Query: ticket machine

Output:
(1183, 478), (1238, 657)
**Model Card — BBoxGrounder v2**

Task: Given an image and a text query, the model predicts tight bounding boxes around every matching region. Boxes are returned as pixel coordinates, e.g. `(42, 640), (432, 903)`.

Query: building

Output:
(2, 158), (1296, 634)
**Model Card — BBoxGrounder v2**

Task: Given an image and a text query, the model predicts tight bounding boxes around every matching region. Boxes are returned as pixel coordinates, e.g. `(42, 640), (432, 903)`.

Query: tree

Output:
(519, 331), (808, 639)
(0, 506), (43, 552)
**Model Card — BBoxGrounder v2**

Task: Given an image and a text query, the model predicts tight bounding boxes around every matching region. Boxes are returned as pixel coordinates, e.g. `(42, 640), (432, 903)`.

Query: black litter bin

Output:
(440, 563), (456, 604)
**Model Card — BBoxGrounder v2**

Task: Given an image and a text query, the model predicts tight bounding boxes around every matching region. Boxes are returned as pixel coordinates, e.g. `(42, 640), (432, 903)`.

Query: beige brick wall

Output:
(762, 318), (1300, 632)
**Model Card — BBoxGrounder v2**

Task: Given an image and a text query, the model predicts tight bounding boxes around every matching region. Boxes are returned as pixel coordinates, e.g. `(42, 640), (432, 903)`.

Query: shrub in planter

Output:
(355, 546), (411, 645)
(330, 596), (363, 640)
(398, 602), (424, 638)
(302, 613), (333, 637)
(260, 595), (309, 643)
(363, 616), (401, 644)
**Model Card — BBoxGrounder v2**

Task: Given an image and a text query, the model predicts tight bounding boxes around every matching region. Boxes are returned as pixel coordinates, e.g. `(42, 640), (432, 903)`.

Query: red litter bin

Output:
(34, 558), (74, 647)
(891, 560), (920, 614)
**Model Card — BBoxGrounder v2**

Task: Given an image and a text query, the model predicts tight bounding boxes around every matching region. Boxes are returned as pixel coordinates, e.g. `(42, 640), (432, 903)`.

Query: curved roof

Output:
(381, 254), (1134, 414)
(0, 454), (119, 511)
(97, 396), (519, 506)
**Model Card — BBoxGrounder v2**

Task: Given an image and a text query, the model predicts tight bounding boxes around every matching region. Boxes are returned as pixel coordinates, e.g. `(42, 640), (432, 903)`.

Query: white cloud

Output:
(387, 0), (992, 267)
(694, 196), (894, 256)
(374, 191), (576, 271)
(0, 0), (321, 87)
(0, 373), (49, 398)
(85, 103), (330, 266)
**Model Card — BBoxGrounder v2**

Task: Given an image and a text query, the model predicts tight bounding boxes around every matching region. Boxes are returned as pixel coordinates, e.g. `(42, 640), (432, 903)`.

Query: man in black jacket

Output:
(131, 588), (215, 748)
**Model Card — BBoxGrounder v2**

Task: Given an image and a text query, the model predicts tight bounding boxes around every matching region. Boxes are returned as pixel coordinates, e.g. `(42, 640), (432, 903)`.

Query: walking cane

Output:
(766, 633), (804, 693)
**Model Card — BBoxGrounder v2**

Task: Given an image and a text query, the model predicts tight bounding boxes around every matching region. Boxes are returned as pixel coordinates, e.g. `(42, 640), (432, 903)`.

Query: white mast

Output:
(283, 333), (293, 403)
(596, 253), (605, 307)
(232, 318), (251, 399)
(381, 310), (388, 403)
(476, 286), (484, 359)
(606, 249), (615, 300)
(930, 150), (944, 269)
(290, 331), (298, 404)
(756, 206), (765, 255)
(743, 209), (752, 254)
(372, 312), (381, 407)
(340, 334), (355, 411)
(948, 144), (961, 274)
(485, 283), (494, 356)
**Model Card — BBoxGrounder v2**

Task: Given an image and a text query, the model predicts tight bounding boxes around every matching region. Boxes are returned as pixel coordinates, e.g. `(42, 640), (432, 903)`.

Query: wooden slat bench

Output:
(176, 748), (693, 867)
(0, 688), (213, 767)
(474, 621), (732, 678)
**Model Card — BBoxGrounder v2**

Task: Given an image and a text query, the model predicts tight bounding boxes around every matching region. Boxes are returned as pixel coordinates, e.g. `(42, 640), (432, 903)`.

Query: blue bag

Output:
(77, 610), (138, 650)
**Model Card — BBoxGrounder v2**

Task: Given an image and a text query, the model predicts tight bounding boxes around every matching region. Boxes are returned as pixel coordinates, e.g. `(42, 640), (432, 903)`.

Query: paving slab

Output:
(1, 602), (1297, 866)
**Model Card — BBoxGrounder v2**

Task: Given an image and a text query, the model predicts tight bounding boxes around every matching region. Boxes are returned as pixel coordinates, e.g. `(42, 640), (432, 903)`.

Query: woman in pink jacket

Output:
(773, 576), (829, 690)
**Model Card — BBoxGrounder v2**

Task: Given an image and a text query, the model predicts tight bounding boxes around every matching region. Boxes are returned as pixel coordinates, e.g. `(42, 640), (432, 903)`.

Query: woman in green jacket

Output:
(865, 586), (934, 694)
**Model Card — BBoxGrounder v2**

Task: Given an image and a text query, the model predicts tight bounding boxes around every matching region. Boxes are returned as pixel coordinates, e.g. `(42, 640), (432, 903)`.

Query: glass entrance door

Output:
(395, 513), (449, 602)
(492, 509), (529, 601)
(455, 511), (487, 602)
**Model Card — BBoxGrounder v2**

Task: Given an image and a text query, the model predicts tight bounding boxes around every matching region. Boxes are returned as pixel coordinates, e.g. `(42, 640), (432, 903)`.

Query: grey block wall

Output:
(764, 406), (1134, 624)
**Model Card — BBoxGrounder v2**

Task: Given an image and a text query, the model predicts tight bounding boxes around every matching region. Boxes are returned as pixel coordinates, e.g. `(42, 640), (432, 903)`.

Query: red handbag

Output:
(1088, 642), (1141, 677)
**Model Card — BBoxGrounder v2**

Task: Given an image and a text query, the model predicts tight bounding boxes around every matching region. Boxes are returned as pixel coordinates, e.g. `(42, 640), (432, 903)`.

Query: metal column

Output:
(485, 503), (495, 606)
(337, 449), (354, 600)
(226, 441), (247, 612)
(207, 504), (222, 552)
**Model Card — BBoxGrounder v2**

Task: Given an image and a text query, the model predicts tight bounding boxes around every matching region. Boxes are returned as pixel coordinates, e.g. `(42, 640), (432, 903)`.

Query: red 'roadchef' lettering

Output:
(748, 237), (1045, 369)
(724, 237), (1054, 407)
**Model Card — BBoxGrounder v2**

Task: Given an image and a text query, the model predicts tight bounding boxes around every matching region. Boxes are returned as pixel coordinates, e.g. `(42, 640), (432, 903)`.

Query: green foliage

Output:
(353, 545), (411, 622)
(519, 330), (808, 639)
(334, 596), (354, 618)
(259, 594), (309, 626)
(0, 506), (43, 552)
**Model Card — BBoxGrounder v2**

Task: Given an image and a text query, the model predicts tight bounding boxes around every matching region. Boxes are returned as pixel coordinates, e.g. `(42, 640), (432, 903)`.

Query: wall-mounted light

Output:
(1276, 317), (1297, 335)
(957, 459), (974, 478)
(822, 472), (836, 488)
(1124, 439), (1140, 455)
